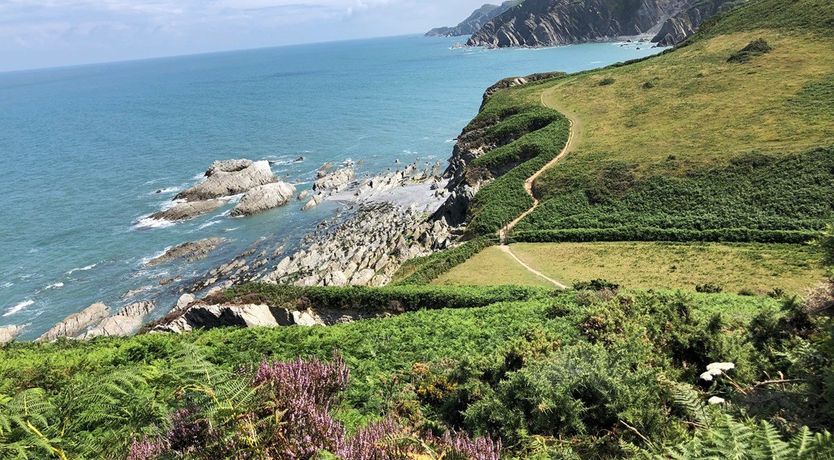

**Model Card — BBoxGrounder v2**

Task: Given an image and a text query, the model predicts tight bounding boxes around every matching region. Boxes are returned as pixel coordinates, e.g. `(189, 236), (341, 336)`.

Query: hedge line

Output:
(391, 236), (496, 285)
(221, 282), (549, 313)
(508, 227), (818, 244)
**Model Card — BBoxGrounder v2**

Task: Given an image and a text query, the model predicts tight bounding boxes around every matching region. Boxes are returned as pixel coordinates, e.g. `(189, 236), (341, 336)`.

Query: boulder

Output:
(83, 301), (155, 338)
(0, 325), (22, 345)
(150, 199), (224, 221)
(175, 294), (196, 312)
(297, 190), (310, 201)
(313, 165), (355, 192)
(231, 182), (296, 217)
(146, 238), (225, 266)
(303, 194), (323, 210)
(177, 160), (275, 201)
(206, 159), (253, 177)
(38, 302), (110, 342)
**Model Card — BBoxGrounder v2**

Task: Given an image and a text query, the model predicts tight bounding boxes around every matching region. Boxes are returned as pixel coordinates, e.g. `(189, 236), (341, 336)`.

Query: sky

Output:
(0, 0), (491, 72)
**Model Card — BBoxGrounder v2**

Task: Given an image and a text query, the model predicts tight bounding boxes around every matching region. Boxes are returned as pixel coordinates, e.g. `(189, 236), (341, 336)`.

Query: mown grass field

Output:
(436, 242), (825, 294)
(432, 245), (558, 287)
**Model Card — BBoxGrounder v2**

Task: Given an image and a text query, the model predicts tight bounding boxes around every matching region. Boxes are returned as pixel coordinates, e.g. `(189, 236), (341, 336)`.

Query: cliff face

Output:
(651, 0), (743, 46)
(467, 0), (687, 47)
(426, 1), (522, 37)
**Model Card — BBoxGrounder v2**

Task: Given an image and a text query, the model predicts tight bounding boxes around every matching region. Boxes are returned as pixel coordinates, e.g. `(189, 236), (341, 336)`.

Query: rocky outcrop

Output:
(426, 1), (522, 37)
(467, 0), (686, 48)
(37, 302), (110, 342)
(0, 325), (21, 345)
(146, 238), (225, 266)
(303, 162), (356, 210)
(83, 301), (155, 338)
(152, 303), (326, 334)
(149, 199), (224, 221)
(176, 160), (275, 202)
(263, 203), (452, 287)
(206, 159), (253, 176)
(651, 0), (740, 46)
(231, 182), (296, 216)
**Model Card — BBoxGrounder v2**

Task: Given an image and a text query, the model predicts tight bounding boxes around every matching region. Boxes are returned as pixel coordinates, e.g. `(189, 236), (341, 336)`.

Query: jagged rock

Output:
(652, 0), (736, 46)
(297, 190), (310, 201)
(314, 164), (355, 192)
(83, 301), (155, 338)
(147, 238), (225, 266)
(350, 268), (375, 286)
(206, 159), (253, 177)
(0, 325), (22, 345)
(153, 303), (324, 333)
(231, 182), (296, 216)
(175, 294), (196, 312)
(150, 199), (224, 221)
(468, 0), (685, 48)
(177, 160), (275, 201)
(303, 194), (323, 210)
(426, 1), (522, 37)
(38, 303), (110, 342)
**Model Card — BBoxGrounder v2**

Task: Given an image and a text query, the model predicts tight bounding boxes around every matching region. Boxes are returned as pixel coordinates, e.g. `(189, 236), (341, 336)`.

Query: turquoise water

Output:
(0, 35), (662, 339)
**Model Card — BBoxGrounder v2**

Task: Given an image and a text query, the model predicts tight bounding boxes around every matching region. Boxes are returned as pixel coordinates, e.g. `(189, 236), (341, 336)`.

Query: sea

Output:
(0, 34), (663, 340)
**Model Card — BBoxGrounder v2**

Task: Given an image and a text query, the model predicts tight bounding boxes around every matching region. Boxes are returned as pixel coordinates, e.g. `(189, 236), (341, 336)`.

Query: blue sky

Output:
(0, 0), (490, 72)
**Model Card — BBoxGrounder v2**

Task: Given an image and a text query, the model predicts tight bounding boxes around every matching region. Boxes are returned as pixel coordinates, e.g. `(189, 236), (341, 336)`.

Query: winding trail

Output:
(496, 84), (582, 289)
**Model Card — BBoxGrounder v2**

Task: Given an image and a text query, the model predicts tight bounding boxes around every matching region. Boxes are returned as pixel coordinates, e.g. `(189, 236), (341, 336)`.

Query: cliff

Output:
(467, 0), (687, 47)
(426, 1), (522, 37)
(651, 0), (744, 46)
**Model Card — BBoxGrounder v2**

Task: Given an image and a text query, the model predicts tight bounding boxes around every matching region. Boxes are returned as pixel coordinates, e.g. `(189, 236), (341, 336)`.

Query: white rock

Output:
(231, 182), (296, 216)
(38, 303), (110, 342)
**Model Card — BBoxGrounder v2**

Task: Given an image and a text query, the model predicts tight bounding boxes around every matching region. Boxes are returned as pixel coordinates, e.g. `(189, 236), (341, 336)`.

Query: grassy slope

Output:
(435, 241), (824, 294)
(451, 0), (831, 243)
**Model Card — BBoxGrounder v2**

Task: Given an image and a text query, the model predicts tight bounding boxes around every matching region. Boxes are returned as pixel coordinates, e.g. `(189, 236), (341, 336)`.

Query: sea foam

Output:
(3, 299), (34, 317)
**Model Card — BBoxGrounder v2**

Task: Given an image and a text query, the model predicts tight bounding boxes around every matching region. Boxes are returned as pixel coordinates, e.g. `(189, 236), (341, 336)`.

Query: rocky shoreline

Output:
(6, 71), (548, 342)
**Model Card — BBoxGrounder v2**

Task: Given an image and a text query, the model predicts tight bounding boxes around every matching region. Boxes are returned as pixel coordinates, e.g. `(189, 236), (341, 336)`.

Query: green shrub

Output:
(697, 283), (724, 294)
(727, 38), (772, 63)
(598, 77), (616, 86)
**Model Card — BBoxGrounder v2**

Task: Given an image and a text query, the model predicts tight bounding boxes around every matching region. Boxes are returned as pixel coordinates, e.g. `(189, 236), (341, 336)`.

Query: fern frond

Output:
(756, 420), (791, 460)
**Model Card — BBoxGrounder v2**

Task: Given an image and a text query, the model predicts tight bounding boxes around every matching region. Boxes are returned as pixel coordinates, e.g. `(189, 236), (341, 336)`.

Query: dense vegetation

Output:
(3, 281), (834, 458)
(456, 86), (570, 236)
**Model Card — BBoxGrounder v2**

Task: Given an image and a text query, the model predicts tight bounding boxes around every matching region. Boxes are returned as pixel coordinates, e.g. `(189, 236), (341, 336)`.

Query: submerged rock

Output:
(38, 302), (110, 342)
(231, 182), (296, 217)
(146, 238), (225, 266)
(149, 199), (224, 222)
(0, 325), (22, 345)
(177, 160), (275, 201)
(83, 301), (155, 338)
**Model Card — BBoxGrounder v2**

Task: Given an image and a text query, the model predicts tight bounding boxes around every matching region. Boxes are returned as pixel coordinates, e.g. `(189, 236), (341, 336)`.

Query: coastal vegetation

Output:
(3, 281), (834, 458)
